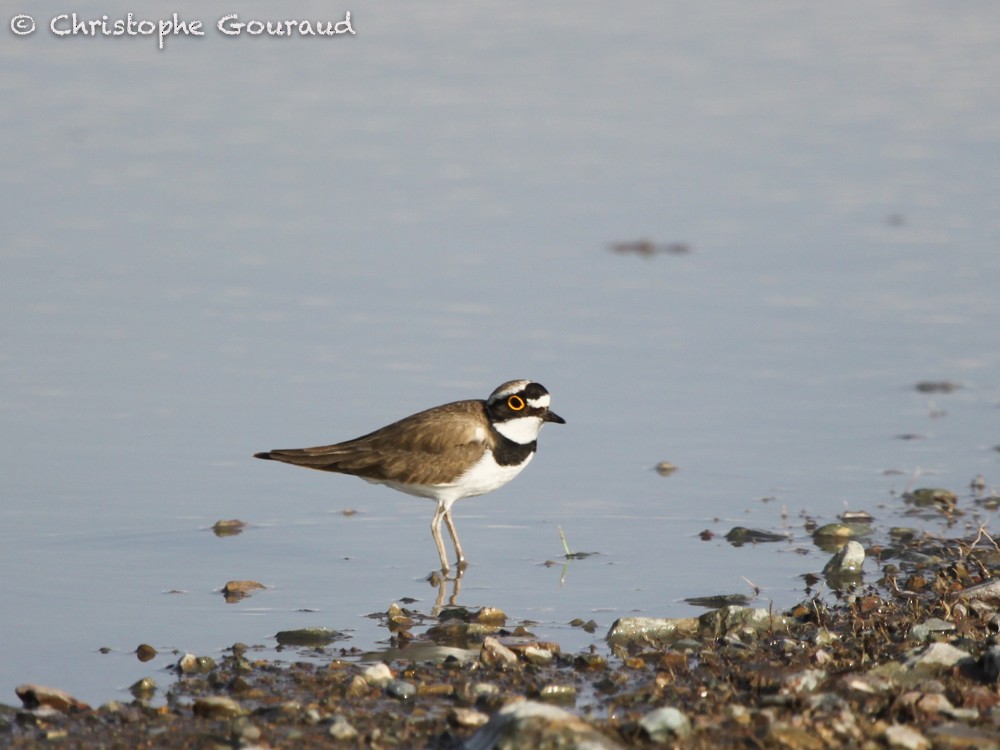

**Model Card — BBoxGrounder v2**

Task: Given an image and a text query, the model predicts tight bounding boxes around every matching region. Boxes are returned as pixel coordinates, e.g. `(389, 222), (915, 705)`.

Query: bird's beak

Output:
(544, 410), (566, 424)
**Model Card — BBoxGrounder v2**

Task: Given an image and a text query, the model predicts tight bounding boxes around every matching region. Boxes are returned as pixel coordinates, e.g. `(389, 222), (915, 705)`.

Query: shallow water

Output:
(3, 1), (999, 706)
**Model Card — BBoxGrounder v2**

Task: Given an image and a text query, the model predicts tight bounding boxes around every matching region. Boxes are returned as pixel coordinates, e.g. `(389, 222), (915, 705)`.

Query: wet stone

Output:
(724, 526), (789, 546)
(823, 540), (865, 575)
(192, 696), (244, 719)
(274, 626), (346, 647)
(135, 643), (157, 662)
(128, 677), (156, 702)
(638, 706), (692, 742)
(386, 679), (416, 700)
(464, 700), (623, 750)
(175, 653), (216, 674)
(212, 518), (247, 537)
(15, 684), (90, 713)
(480, 636), (519, 670)
(328, 715), (358, 740)
(361, 662), (393, 688)
(222, 580), (265, 602)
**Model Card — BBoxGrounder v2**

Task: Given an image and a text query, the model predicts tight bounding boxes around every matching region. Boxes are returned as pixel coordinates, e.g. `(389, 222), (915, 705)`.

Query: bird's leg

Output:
(443, 509), (467, 570)
(431, 504), (451, 573)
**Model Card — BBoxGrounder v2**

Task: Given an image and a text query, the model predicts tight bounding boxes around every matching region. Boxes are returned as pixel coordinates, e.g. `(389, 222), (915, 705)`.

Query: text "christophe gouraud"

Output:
(9, 12), (355, 49)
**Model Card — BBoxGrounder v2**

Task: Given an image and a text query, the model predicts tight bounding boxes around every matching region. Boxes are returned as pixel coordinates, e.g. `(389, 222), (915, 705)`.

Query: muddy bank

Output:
(5, 491), (1000, 748)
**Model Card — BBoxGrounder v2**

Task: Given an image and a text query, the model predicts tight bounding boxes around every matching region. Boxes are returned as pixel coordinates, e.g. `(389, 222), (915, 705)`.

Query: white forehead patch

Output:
(527, 394), (550, 409)
(495, 415), (544, 445)
(493, 380), (531, 400)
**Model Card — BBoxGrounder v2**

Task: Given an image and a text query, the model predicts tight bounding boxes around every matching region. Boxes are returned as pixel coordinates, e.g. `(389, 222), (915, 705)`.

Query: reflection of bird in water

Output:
(609, 240), (692, 258)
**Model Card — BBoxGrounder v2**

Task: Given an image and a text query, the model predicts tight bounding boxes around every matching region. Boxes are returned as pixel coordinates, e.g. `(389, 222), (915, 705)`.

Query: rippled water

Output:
(2, 1), (999, 706)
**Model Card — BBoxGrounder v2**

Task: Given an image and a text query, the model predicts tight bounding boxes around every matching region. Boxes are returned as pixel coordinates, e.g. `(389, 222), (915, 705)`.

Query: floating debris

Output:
(914, 380), (961, 393)
(839, 510), (874, 524)
(609, 239), (692, 258)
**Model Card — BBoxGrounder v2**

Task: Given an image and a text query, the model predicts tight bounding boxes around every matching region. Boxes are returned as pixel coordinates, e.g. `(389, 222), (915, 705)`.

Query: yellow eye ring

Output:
(507, 395), (526, 411)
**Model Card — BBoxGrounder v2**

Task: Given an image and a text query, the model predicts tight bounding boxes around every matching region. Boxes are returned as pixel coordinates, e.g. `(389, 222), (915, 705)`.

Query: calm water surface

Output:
(3, 1), (999, 706)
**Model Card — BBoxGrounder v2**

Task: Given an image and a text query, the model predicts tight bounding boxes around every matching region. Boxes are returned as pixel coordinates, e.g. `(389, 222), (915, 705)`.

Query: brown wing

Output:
(254, 400), (491, 485)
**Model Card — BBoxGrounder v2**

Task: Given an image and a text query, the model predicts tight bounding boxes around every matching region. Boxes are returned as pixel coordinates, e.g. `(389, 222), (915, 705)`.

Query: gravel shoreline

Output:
(5, 487), (1000, 748)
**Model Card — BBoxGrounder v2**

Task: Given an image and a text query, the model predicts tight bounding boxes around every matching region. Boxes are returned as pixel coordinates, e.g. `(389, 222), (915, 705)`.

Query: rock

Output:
(724, 527), (788, 546)
(212, 519), (247, 537)
(135, 643), (157, 662)
(387, 679), (416, 700)
(884, 723), (930, 750)
(222, 580), (265, 601)
(903, 488), (957, 510)
(698, 606), (788, 638)
(959, 578), (1000, 601)
(538, 684), (576, 703)
(128, 677), (156, 701)
(926, 723), (1000, 749)
(464, 700), (623, 750)
(638, 706), (691, 741)
(192, 696), (244, 719)
(654, 460), (677, 476)
(450, 706), (490, 728)
(823, 540), (865, 575)
(175, 653), (216, 674)
(522, 646), (554, 665)
(781, 669), (826, 694)
(15, 684), (90, 712)
(480, 636), (519, 670)
(274, 627), (345, 647)
(904, 642), (973, 671)
(328, 716), (359, 740)
(606, 616), (699, 647)
(361, 662), (394, 688)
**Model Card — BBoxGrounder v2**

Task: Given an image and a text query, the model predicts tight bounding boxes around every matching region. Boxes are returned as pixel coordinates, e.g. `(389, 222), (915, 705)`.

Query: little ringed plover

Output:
(254, 380), (564, 571)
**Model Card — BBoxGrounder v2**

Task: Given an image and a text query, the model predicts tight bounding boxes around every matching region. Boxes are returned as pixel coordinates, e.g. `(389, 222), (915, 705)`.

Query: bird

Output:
(254, 380), (565, 572)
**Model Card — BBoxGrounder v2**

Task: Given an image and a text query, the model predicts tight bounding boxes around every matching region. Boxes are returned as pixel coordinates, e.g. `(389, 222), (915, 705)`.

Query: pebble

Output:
(274, 627), (344, 647)
(386, 679), (416, 700)
(192, 696), (244, 719)
(698, 605), (789, 637)
(465, 700), (624, 750)
(480, 636), (519, 669)
(882, 724), (931, 750)
(128, 677), (156, 701)
(328, 716), (358, 740)
(361, 662), (393, 688)
(823, 540), (865, 575)
(449, 706), (489, 728)
(176, 653), (216, 674)
(606, 616), (699, 647)
(904, 642), (972, 671)
(638, 706), (691, 741)
(15, 684), (90, 712)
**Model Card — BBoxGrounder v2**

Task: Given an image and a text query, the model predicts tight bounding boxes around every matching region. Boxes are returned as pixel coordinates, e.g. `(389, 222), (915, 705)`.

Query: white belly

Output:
(374, 449), (533, 505)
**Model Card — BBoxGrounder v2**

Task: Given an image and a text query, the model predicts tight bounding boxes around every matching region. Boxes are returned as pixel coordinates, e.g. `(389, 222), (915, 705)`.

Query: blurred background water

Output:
(2, 1), (999, 707)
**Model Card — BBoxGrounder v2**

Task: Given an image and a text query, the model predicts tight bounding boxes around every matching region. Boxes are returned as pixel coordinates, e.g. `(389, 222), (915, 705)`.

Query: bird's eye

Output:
(507, 395), (526, 411)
